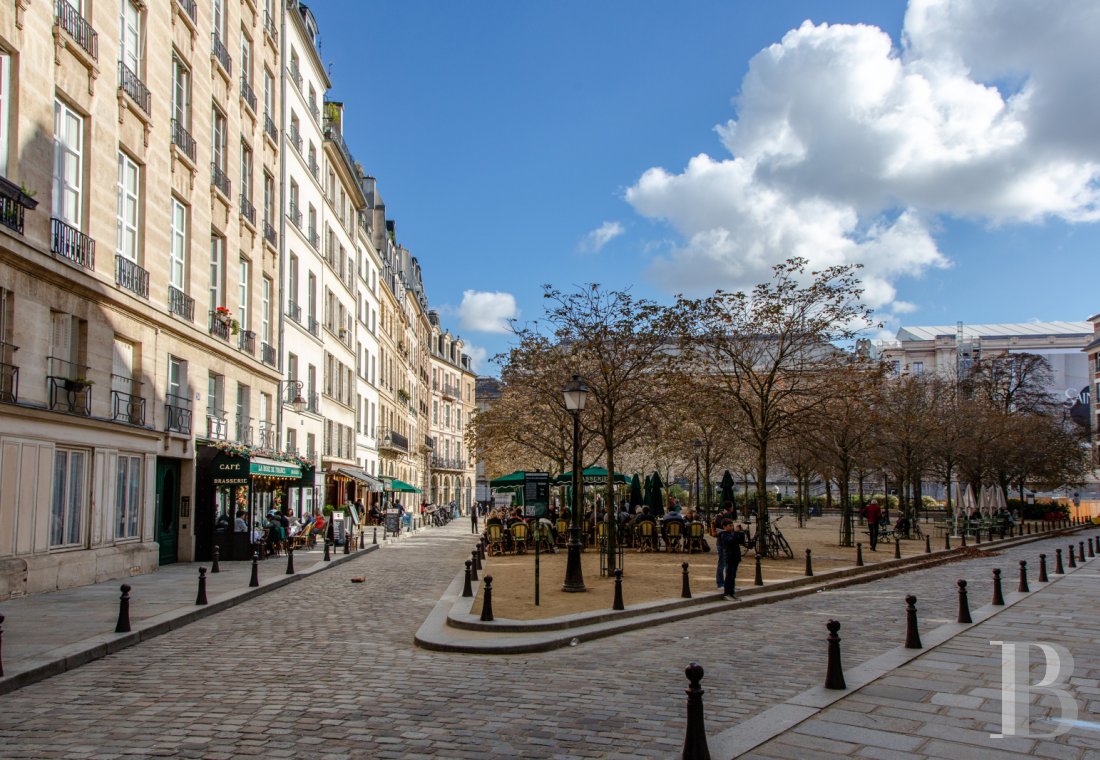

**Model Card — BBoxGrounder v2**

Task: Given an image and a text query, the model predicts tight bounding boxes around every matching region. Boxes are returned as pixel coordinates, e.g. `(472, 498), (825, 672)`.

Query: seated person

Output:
(234, 510), (249, 533)
(663, 507), (685, 523)
(634, 507), (656, 526)
(485, 509), (504, 527)
(215, 511), (232, 532)
(311, 511), (326, 537)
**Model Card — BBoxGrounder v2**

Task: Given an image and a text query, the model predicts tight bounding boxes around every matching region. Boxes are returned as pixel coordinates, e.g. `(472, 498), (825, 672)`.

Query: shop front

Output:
(194, 443), (315, 561)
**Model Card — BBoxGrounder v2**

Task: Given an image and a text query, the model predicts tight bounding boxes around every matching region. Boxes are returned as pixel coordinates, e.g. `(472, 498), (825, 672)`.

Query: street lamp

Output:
(693, 439), (702, 515)
(281, 380), (307, 414)
(562, 374), (588, 593)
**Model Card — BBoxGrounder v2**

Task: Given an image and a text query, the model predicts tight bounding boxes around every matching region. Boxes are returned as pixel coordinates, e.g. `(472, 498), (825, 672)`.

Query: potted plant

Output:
(214, 306), (240, 335)
(64, 376), (94, 391)
(397, 388), (410, 403)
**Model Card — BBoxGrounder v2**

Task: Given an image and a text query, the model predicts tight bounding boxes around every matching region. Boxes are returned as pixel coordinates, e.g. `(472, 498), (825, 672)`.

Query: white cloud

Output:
(458, 290), (519, 334)
(627, 0), (1100, 307)
(579, 221), (625, 252)
(463, 344), (489, 373)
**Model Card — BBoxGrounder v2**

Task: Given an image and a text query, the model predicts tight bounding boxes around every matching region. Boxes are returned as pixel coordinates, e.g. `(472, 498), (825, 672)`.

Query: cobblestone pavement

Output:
(1, 523), (1096, 759)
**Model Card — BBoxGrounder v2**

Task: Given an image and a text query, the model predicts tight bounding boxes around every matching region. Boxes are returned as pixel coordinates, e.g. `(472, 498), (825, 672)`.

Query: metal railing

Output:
(306, 391), (320, 414)
(378, 429), (409, 453)
(165, 393), (192, 434)
(289, 65), (303, 92)
(211, 33), (232, 76)
(235, 415), (253, 444)
(286, 301), (302, 323)
(307, 317), (319, 338)
(168, 285), (195, 321)
(262, 219), (278, 248)
(118, 62), (151, 114)
(432, 456), (466, 471)
(171, 118), (196, 162)
(239, 194), (256, 225)
(309, 230), (320, 250)
(0, 178), (36, 235)
(208, 311), (232, 340)
(263, 10), (278, 43)
(110, 375), (145, 426)
(238, 329), (255, 355)
(441, 382), (460, 399)
(308, 158), (319, 179)
(263, 113), (278, 143)
(211, 162), (231, 198)
(240, 76), (257, 112)
(46, 356), (91, 416)
(261, 342), (277, 366)
(0, 342), (19, 404)
(258, 420), (276, 449)
(176, 0), (197, 24)
(207, 409), (228, 440)
(288, 205), (302, 229)
(55, 0), (98, 61)
(322, 113), (357, 175)
(289, 128), (302, 154)
(51, 217), (95, 270)
(115, 255), (149, 298)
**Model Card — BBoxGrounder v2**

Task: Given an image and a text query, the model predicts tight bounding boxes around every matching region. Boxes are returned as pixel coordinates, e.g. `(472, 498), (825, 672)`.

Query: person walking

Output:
(470, 503), (479, 534)
(863, 499), (883, 551)
(716, 519), (747, 599)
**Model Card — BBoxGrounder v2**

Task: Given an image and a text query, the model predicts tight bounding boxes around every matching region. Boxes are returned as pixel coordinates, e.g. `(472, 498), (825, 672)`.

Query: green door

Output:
(155, 459), (180, 565)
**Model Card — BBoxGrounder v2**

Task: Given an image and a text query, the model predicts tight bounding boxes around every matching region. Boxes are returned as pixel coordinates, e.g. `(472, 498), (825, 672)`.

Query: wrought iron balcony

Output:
(239, 76), (257, 113)
(176, 0), (197, 24)
(432, 456), (466, 471)
(309, 230), (320, 250)
(263, 10), (278, 44)
(239, 194), (256, 226)
(50, 217), (95, 270)
(207, 408), (228, 440)
(46, 356), (92, 416)
(211, 33), (232, 77)
(110, 375), (145, 426)
(306, 391), (320, 414)
(309, 102), (320, 123)
(262, 219), (277, 248)
(168, 285), (195, 321)
(441, 382), (460, 400)
(261, 342), (276, 366)
(263, 113), (278, 143)
(171, 118), (196, 163)
(211, 162), (231, 198)
(0, 341), (19, 404)
(238, 329), (256, 355)
(322, 112), (357, 175)
(165, 393), (192, 434)
(258, 420), (276, 449)
(286, 301), (302, 324)
(115, 255), (149, 298)
(118, 62), (150, 115)
(208, 310), (232, 341)
(288, 205), (302, 229)
(0, 176), (38, 235)
(308, 317), (319, 338)
(235, 415), (253, 445)
(289, 65), (303, 92)
(378, 429), (409, 453)
(308, 158), (319, 179)
(55, 0), (98, 61)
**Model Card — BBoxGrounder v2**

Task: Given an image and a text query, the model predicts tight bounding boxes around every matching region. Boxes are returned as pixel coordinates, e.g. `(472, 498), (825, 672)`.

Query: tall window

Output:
(289, 179), (299, 218)
(211, 107), (227, 172)
(236, 383), (250, 434)
(116, 152), (140, 262)
(168, 355), (185, 398)
(240, 34), (252, 86)
(115, 454), (142, 539)
(119, 1), (142, 77)
(307, 272), (317, 323)
(0, 52), (11, 177)
(238, 257), (250, 328)
(208, 372), (224, 414)
(209, 235), (225, 308)
(261, 275), (272, 345)
(51, 448), (87, 547)
(172, 57), (190, 130)
(212, 0), (226, 42)
(52, 100), (84, 227)
(288, 254), (299, 308)
(263, 67), (274, 118)
(169, 198), (187, 289)
(240, 141), (252, 203)
(263, 171), (274, 224)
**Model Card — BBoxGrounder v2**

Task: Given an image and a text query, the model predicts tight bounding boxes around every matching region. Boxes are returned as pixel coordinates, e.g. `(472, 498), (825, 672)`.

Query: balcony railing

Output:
(211, 162), (231, 198)
(235, 415), (253, 445)
(432, 456), (466, 471)
(207, 409), (228, 440)
(309, 102), (320, 123)
(239, 193), (256, 226)
(110, 375), (145, 426)
(176, 0), (197, 24)
(263, 113), (278, 143)
(261, 342), (276, 366)
(0, 342), (20, 404)
(308, 158), (319, 179)
(118, 62), (151, 115)
(171, 118), (197, 163)
(115, 255), (149, 299)
(306, 391), (320, 414)
(211, 33), (232, 76)
(287, 205), (301, 229)
(441, 382), (460, 400)
(258, 420), (276, 449)
(55, 0), (98, 61)
(238, 329), (255, 355)
(323, 113), (357, 175)
(289, 130), (302, 154)
(289, 66), (303, 92)
(46, 356), (91, 416)
(208, 311), (231, 341)
(309, 230), (320, 250)
(286, 301), (302, 323)
(50, 217), (95, 270)
(263, 10), (278, 44)
(378, 429), (409, 453)
(0, 177), (38, 235)
(165, 393), (192, 434)
(307, 317), (319, 338)
(262, 219), (277, 248)
(168, 285), (195, 321)
(239, 76), (257, 113)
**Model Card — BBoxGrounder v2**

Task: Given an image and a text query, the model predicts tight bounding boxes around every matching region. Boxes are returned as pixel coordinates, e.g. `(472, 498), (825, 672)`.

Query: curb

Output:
(0, 543), (379, 695)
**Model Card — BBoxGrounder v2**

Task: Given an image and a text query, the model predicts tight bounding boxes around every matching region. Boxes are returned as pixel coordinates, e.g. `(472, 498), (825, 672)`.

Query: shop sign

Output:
(213, 455), (248, 485)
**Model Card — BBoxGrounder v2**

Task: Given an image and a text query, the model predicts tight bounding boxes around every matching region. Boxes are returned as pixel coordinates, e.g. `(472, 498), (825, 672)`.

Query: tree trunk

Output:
(605, 441), (617, 575)
(755, 445), (769, 554)
(839, 471), (852, 547)
(825, 480), (833, 512)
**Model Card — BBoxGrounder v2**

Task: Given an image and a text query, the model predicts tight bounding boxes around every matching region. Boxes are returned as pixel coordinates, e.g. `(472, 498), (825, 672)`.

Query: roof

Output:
(895, 322), (1092, 342)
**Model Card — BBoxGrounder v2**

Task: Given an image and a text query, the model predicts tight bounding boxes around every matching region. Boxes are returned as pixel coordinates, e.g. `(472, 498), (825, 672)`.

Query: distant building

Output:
(474, 377), (503, 502)
(1084, 314), (1100, 455)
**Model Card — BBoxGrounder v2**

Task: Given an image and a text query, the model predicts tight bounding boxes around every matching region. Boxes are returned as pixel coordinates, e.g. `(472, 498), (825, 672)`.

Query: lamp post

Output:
(562, 374), (588, 593)
(693, 439), (702, 515)
(281, 380), (308, 414)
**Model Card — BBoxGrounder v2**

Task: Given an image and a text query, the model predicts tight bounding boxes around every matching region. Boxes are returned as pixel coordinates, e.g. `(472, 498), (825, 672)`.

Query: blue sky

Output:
(316, 1), (1100, 373)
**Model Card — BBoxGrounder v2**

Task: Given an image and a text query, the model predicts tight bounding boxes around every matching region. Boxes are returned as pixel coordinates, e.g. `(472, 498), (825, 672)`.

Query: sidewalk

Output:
(0, 521), (437, 694)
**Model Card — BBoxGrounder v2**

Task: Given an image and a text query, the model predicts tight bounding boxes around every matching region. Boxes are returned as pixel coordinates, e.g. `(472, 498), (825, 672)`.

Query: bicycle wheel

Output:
(776, 531), (793, 559)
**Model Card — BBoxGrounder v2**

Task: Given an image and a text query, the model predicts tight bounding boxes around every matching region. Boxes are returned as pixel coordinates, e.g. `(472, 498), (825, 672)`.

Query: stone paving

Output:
(0, 521), (1096, 759)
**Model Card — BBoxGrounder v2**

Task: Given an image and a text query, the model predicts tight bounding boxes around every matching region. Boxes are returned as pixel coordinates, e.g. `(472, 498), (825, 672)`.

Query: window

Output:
(51, 448), (87, 547)
(308, 205), (316, 241)
(208, 372), (224, 414)
(307, 272), (317, 323)
(288, 254), (299, 307)
(288, 179), (299, 221)
(240, 33), (252, 85)
(169, 198), (187, 289)
(236, 383), (250, 438)
(115, 454), (142, 539)
(111, 337), (138, 419)
(263, 67), (274, 118)
(286, 427), (296, 453)
(52, 100), (84, 227)
(240, 141), (252, 202)
(209, 235), (225, 308)
(912, 361), (924, 376)
(172, 56), (190, 130)
(168, 355), (186, 398)
(119, 0), (142, 77)
(262, 171), (274, 224)
(0, 52), (11, 177)
(212, 0), (227, 42)
(238, 257), (250, 328)
(261, 275), (272, 344)
(116, 152), (140, 262)
(211, 107), (227, 172)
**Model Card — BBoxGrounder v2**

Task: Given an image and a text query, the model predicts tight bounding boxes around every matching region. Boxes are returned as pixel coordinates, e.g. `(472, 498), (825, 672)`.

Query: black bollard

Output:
(681, 562), (692, 599)
(1039, 553), (1049, 582)
(344, 533), (350, 555)
(1078, 541), (1085, 563)
(115, 584), (132, 633)
(1018, 560), (1029, 593)
(1026, 522), (1031, 535)
(1068, 544), (1077, 569)
(1089, 538), (1096, 558)
(974, 529), (980, 545)
(754, 555), (763, 586)
(856, 542), (864, 566)
(992, 568), (1004, 605)
(824, 620), (846, 690)
(0, 613), (4, 677)
(805, 548), (813, 577)
(1055, 548), (1065, 574)
(474, 546), (483, 572)
(480, 575), (494, 622)
(957, 579), (972, 624)
(925, 534), (931, 554)
(286, 546), (295, 575)
(681, 663), (711, 760)
(196, 567), (209, 605)
(962, 529), (968, 547)
(988, 525), (995, 543)
(894, 538), (901, 559)
(470, 550), (479, 581)
(612, 569), (626, 610)
(211, 545), (221, 574)
(249, 552), (260, 587)
(945, 532), (951, 550)
(323, 540), (331, 562)
(462, 560), (473, 598)
(904, 595), (922, 649)
(373, 527), (378, 545)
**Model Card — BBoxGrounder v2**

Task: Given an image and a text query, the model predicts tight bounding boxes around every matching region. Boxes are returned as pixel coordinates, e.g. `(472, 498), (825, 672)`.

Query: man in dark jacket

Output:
(863, 500), (883, 551)
(716, 519), (747, 598)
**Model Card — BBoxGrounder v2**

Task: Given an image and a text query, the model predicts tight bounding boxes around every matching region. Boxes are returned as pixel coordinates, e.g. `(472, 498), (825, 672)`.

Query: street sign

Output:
(524, 472), (550, 519)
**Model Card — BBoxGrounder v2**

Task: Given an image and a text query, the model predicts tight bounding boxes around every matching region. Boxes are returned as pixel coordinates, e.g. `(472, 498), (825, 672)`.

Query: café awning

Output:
(384, 477), (422, 493)
(250, 457), (302, 480)
(336, 466), (383, 492)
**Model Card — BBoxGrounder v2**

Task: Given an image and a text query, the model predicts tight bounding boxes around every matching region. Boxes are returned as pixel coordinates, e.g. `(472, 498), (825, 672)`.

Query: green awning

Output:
(554, 467), (629, 485)
(490, 470), (527, 487)
(250, 457), (302, 479)
(384, 477), (422, 493)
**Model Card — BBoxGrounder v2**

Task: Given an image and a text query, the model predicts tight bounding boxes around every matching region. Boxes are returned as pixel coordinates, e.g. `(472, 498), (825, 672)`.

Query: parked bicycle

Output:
(747, 514), (794, 559)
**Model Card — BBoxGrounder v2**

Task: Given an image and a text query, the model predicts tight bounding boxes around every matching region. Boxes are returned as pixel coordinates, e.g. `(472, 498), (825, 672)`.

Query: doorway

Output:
(155, 458), (181, 565)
